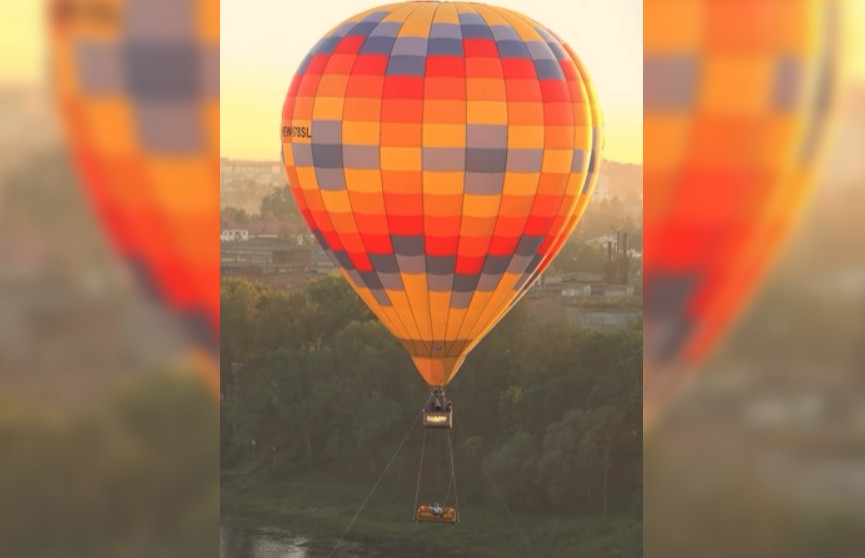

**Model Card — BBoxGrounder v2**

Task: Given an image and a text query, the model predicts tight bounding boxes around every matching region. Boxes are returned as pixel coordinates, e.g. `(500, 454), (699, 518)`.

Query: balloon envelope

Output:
(643, 0), (839, 423)
(281, 1), (602, 386)
(49, 0), (220, 385)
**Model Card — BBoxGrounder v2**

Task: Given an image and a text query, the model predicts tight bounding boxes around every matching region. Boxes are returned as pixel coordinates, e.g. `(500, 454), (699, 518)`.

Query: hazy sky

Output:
(5, 1), (864, 163)
(0, 3), (45, 85)
(221, 0), (644, 163)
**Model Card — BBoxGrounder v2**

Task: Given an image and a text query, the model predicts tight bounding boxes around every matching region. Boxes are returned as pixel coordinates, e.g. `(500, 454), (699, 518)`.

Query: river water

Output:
(220, 519), (370, 558)
(220, 517), (454, 558)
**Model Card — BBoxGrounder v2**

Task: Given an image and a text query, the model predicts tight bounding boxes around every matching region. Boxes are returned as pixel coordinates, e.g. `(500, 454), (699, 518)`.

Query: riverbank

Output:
(221, 474), (641, 557)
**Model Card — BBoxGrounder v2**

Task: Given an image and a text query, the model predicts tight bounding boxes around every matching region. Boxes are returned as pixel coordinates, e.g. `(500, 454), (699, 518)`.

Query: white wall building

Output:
(221, 229), (249, 242)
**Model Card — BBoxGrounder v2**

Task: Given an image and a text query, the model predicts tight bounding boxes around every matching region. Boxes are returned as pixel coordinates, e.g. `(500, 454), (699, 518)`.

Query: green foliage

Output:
(221, 184), (305, 238)
(222, 275), (642, 527)
(548, 241), (608, 275)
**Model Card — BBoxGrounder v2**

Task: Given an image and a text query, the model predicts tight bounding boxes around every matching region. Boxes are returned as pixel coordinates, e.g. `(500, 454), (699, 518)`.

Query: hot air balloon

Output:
(49, 0), (220, 391)
(643, 0), (840, 427)
(280, 1), (603, 426)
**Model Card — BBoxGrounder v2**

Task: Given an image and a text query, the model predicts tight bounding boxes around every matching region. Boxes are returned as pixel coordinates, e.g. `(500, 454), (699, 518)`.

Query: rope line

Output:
(447, 427), (460, 522)
(455, 418), (539, 558)
(327, 410), (421, 558)
(442, 430), (454, 505)
(413, 428), (428, 518)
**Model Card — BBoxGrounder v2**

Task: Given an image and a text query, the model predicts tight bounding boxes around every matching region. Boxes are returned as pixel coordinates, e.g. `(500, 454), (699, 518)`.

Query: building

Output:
(220, 218), (250, 242)
(524, 294), (641, 333)
(221, 229), (249, 242)
(220, 227), (337, 291)
(220, 158), (282, 177)
(220, 158), (284, 189)
(527, 248), (641, 332)
(248, 221), (285, 240)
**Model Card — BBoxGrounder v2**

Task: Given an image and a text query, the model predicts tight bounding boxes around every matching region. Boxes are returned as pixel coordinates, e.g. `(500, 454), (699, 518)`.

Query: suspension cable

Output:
(327, 410), (421, 558)
(446, 427), (460, 521)
(443, 466), (453, 506)
(413, 428), (428, 518)
(441, 431), (453, 505)
(455, 418), (539, 558)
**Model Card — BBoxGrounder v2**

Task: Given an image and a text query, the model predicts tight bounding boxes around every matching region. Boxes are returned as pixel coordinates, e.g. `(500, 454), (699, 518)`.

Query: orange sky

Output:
(221, 0), (644, 163)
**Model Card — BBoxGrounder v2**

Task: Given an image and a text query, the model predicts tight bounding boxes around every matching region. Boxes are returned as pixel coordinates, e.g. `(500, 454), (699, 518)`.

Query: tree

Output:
(220, 272), (644, 519)
(536, 409), (585, 511)
(259, 185), (302, 224)
(547, 241), (608, 275)
(220, 277), (269, 403)
(579, 405), (627, 516)
(485, 431), (540, 508)
(221, 206), (251, 225)
(304, 276), (373, 347)
(353, 391), (403, 474)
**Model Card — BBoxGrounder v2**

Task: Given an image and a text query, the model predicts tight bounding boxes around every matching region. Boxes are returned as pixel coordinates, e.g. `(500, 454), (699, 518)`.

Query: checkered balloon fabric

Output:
(282, 2), (602, 386)
(50, 0), (220, 354)
(643, 0), (838, 372)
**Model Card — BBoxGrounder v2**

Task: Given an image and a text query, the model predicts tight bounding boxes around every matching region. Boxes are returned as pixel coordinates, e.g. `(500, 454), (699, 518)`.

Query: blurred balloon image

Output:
(0, 2), (219, 556)
(643, 0), (840, 427)
(48, 0), (220, 390)
(644, 2), (865, 558)
(281, 1), (603, 388)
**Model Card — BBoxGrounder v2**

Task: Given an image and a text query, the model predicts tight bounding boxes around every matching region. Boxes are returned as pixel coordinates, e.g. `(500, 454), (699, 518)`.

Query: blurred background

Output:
(645, 1), (865, 557)
(0, 2), (218, 557)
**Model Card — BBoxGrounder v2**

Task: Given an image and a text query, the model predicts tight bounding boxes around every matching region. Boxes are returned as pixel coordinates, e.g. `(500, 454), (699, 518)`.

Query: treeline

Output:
(221, 186), (303, 227)
(221, 276), (642, 517)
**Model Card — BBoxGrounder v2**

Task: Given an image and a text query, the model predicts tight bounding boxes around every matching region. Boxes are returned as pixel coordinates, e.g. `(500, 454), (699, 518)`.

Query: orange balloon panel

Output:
(644, 0), (839, 420)
(49, 0), (220, 368)
(282, 2), (602, 386)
